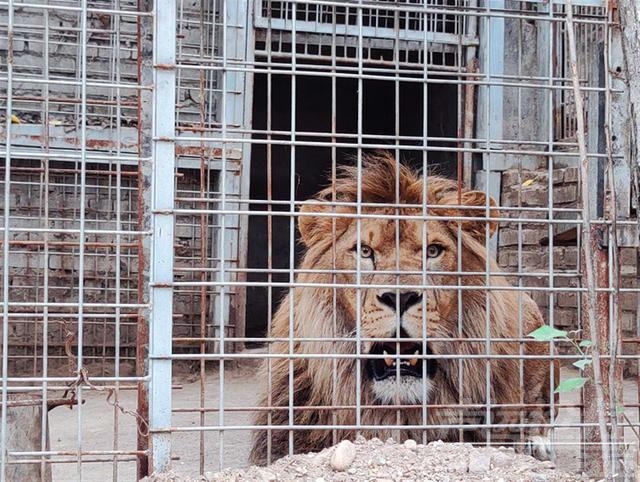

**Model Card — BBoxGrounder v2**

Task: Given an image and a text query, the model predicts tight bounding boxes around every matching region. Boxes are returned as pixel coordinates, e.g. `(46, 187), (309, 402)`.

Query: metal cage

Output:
(1, 0), (638, 480)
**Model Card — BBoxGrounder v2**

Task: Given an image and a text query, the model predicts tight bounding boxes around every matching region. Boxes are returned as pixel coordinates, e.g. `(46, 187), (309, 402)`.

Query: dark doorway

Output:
(245, 70), (458, 339)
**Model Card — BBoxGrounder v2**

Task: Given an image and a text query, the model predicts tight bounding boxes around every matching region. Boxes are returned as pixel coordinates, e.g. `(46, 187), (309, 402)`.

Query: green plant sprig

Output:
(527, 325), (592, 394)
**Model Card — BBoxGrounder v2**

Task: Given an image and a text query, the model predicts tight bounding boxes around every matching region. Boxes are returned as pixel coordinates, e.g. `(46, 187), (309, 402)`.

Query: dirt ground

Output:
(47, 366), (638, 481)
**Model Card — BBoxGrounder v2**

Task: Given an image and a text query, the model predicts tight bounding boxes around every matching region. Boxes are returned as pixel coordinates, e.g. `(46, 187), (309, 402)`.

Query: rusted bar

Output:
(0, 166), (139, 176)
(135, 0), (153, 476)
(580, 225), (620, 477)
(462, 58), (478, 187)
(0, 240), (139, 249)
(175, 145), (223, 158)
(3, 398), (77, 410)
(0, 94), (139, 107)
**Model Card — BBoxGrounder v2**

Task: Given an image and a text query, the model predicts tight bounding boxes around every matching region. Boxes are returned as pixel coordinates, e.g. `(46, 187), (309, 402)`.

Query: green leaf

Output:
(527, 325), (568, 341)
(615, 406), (625, 415)
(572, 359), (592, 370)
(554, 377), (589, 393)
(578, 340), (593, 348)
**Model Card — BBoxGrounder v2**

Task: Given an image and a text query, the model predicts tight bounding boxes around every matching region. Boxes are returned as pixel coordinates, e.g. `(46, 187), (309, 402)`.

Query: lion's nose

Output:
(377, 291), (423, 315)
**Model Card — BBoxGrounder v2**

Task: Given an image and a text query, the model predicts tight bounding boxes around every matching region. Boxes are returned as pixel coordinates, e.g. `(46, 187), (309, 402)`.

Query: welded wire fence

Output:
(1, 0), (638, 480)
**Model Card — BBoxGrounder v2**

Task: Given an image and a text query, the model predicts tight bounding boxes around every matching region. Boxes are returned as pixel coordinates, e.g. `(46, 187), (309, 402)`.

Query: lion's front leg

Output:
(522, 359), (559, 462)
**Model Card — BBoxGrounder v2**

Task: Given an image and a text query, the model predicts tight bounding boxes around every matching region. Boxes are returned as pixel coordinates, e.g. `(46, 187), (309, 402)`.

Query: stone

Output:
(564, 167), (579, 183)
(468, 450), (492, 474)
(256, 469), (277, 481)
(553, 185), (578, 204)
(491, 450), (515, 468)
(330, 440), (357, 471)
(403, 439), (418, 451)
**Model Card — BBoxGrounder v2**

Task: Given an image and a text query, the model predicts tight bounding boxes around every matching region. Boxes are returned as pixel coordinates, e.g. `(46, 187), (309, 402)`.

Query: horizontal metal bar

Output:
(168, 421), (635, 432)
(170, 207), (638, 228)
(9, 450), (146, 457)
(254, 17), (478, 46)
(175, 196), (583, 213)
(252, 0), (607, 22)
(169, 336), (601, 344)
(170, 135), (619, 159)
(160, 353), (639, 361)
(164, 280), (640, 293)
(0, 2), (154, 16)
(176, 267), (582, 278)
(177, 61), (617, 93)
(171, 402), (640, 413)
(6, 457), (139, 465)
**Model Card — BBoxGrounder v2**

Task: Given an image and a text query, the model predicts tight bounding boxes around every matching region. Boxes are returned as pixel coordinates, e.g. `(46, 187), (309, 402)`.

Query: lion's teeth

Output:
(383, 350), (394, 367)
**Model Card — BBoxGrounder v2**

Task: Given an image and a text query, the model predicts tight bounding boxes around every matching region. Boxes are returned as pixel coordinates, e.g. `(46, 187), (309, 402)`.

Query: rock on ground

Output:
(142, 438), (592, 482)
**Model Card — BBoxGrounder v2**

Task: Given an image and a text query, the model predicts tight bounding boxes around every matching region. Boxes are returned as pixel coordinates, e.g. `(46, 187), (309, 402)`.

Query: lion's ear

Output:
(441, 190), (500, 241)
(298, 202), (350, 247)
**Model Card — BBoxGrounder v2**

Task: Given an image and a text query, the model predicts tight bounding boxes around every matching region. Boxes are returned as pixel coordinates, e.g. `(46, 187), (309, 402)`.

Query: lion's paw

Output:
(524, 435), (553, 462)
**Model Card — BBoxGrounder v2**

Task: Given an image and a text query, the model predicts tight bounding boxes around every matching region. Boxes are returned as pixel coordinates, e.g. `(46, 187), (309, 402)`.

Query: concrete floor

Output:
(46, 367), (638, 481)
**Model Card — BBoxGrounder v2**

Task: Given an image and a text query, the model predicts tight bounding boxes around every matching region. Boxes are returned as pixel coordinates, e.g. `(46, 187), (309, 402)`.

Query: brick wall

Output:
(0, 161), (221, 376)
(0, 2), (213, 128)
(498, 167), (638, 376)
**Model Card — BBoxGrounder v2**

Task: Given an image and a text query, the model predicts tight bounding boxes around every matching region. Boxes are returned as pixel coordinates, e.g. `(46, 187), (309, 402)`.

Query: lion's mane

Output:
(249, 154), (552, 465)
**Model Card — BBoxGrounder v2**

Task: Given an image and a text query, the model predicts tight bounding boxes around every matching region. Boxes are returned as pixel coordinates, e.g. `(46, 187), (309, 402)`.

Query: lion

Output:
(249, 153), (555, 465)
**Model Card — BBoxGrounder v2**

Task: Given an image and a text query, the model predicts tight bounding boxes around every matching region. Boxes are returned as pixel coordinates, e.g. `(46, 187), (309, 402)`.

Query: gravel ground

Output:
(142, 438), (591, 482)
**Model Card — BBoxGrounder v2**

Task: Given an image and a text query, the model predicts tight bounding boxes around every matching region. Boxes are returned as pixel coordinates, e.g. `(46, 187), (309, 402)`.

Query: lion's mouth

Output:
(366, 341), (437, 381)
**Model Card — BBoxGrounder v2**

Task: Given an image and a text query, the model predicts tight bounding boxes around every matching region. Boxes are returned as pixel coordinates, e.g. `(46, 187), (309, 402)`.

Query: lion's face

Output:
(296, 157), (498, 406)
(313, 213), (465, 404)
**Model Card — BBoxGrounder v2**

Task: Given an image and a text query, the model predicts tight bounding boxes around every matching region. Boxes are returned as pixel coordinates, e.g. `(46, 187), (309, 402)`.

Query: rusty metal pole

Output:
(136, 0), (153, 476)
(580, 226), (610, 477)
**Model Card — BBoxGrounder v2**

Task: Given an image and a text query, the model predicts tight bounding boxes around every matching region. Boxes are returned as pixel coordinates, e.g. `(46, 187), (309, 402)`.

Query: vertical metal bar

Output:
(197, 1), (208, 472)
(603, 4), (624, 474)
(287, 0), (297, 456)
(231, 0), (255, 351)
(355, 0), (364, 436)
(265, 0), (274, 463)
(566, 1), (612, 477)
(218, 0), (229, 469)
(421, 0), (432, 446)
(482, 0), (500, 449)
(136, 0), (154, 475)
(330, 0), (339, 447)
(75, 1), (89, 478)
(0, 0), (14, 478)
(39, 10), (51, 478)
(148, 0), (177, 471)
(543, 0), (557, 460)
(463, 0), (478, 188)
(477, 0), (504, 257)
(112, 5), (123, 479)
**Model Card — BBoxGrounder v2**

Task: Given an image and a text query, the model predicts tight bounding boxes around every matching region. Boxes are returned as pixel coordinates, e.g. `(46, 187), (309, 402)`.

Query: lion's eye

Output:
(426, 244), (444, 258)
(353, 244), (374, 259)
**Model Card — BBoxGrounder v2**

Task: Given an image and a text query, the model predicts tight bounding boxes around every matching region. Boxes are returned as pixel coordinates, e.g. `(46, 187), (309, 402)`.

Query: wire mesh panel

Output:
(1, 0), (639, 480)
(0, 0), (154, 478)
(0, 0), (250, 479)
(163, 0), (638, 479)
